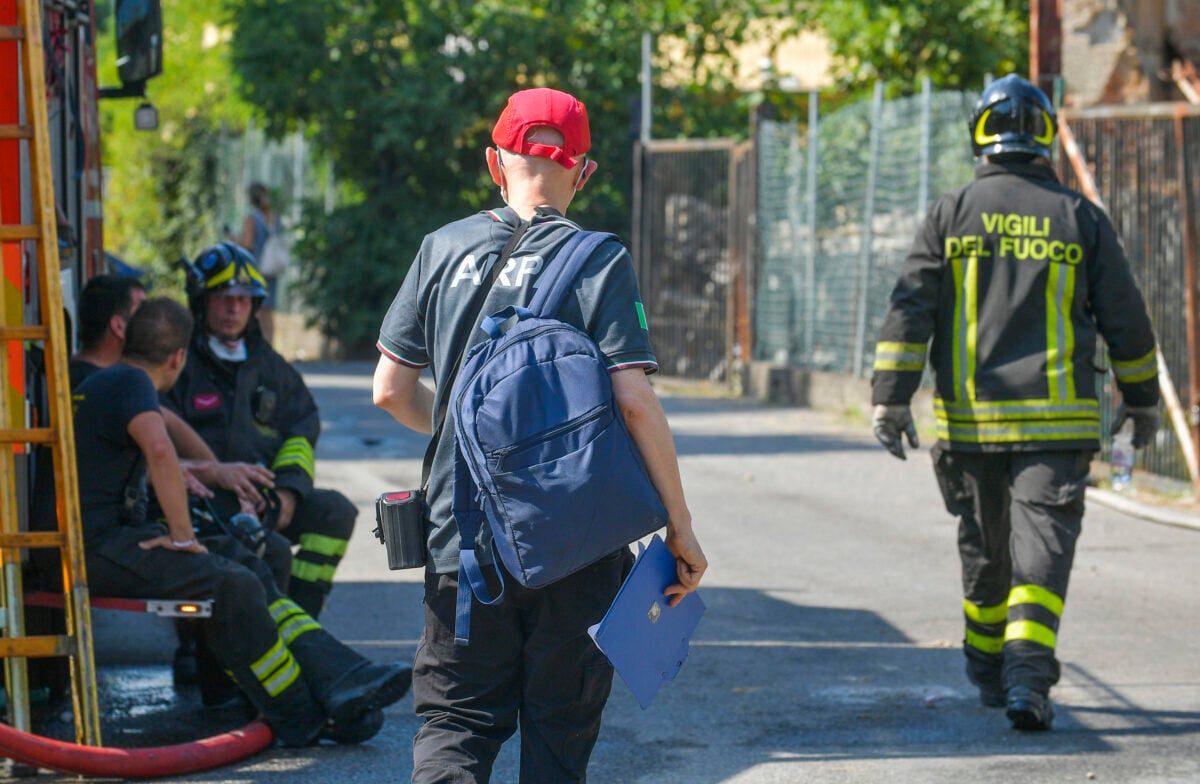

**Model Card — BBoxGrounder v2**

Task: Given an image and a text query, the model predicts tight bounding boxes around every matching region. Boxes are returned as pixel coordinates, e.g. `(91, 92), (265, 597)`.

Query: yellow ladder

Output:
(0, 0), (101, 746)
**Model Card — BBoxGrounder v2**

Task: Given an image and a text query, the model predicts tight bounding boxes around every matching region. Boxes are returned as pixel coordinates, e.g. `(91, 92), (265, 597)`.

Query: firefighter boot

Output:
(228, 648), (325, 747)
(1006, 686), (1054, 731)
(965, 660), (1006, 708)
(275, 598), (411, 726)
(320, 707), (385, 745)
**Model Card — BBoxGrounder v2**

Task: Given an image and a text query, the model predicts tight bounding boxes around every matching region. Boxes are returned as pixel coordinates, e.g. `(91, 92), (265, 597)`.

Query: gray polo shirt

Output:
(378, 206), (657, 573)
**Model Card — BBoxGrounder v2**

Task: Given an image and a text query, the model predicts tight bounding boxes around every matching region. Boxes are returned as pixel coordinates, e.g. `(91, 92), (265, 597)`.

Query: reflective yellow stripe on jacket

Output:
(872, 341), (927, 372)
(273, 436), (315, 479)
(935, 250), (1099, 446)
(1111, 348), (1157, 385)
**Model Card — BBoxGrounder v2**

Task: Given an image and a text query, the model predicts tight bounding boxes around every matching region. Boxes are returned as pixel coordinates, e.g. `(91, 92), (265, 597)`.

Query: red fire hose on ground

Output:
(0, 718), (273, 778)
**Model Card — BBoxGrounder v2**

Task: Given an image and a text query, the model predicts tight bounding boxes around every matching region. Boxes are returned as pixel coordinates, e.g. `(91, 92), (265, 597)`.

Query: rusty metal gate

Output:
(631, 139), (741, 383)
(1058, 103), (1200, 484)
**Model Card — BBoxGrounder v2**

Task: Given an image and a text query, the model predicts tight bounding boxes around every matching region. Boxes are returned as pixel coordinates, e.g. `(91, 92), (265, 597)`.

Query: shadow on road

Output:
(588, 585), (1177, 780)
(22, 581), (1200, 782)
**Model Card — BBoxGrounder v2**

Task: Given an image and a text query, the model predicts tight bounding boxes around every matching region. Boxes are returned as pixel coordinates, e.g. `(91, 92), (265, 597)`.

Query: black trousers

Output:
(411, 548), (633, 784)
(85, 526), (286, 673)
(277, 488), (358, 618)
(932, 446), (1091, 695)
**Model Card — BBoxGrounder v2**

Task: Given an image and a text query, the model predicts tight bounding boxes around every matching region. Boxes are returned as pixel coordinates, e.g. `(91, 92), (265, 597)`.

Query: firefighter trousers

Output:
(931, 446), (1091, 696)
(277, 488), (358, 619)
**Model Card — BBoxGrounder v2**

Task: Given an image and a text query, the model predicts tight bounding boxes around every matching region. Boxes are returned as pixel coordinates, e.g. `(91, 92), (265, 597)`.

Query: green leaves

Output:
(98, 0), (253, 290)
(814, 0), (1028, 98)
(222, 0), (802, 348)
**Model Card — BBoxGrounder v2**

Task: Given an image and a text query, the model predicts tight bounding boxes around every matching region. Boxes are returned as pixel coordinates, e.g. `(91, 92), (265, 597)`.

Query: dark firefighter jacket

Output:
(871, 161), (1159, 452)
(163, 330), (319, 501)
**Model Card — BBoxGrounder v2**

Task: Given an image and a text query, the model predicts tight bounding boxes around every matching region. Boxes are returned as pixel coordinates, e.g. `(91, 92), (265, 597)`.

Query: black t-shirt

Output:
(68, 357), (102, 390)
(378, 207), (657, 572)
(73, 363), (163, 540)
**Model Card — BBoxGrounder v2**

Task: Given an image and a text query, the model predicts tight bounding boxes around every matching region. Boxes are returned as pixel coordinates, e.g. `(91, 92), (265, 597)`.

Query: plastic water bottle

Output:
(1110, 419), (1135, 491)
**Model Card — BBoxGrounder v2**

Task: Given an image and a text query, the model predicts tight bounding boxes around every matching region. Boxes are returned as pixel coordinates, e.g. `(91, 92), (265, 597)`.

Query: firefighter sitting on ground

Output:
(72, 297), (412, 746)
(870, 74), (1159, 732)
(161, 242), (358, 620)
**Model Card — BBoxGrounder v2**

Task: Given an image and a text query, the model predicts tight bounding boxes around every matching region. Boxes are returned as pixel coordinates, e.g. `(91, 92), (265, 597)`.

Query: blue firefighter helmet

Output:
(968, 74), (1057, 159)
(185, 241), (268, 309)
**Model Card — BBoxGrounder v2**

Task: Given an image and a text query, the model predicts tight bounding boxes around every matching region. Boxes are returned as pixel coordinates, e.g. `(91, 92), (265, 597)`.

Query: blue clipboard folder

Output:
(588, 534), (705, 709)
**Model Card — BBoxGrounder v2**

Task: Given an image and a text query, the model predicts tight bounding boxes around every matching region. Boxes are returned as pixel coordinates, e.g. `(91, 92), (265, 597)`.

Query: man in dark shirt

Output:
(374, 87), (706, 782)
(75, 298), (411, 746)
(71, 274), (270, 503)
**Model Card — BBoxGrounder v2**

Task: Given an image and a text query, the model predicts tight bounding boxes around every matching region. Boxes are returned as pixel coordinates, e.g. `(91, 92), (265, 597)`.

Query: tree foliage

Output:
(97, 1), (253, 291)
(223, 0), (803, 351)
(812, 0), (1029, 98)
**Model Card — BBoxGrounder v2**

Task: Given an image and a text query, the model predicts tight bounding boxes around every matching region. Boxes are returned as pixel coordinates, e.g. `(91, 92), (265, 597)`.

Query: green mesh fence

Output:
(754, 88), (977, 375)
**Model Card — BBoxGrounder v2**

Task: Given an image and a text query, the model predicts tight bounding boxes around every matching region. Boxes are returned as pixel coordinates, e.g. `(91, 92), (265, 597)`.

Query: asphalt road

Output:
(6, 362), (1200, 783)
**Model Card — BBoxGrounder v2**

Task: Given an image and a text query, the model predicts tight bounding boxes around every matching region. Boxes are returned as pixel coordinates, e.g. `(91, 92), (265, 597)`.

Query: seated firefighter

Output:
(69, 273), (293, 689)
(70, 273), (277, 524)
(162, 242), (356, 619)
(72, 297), (411, 745)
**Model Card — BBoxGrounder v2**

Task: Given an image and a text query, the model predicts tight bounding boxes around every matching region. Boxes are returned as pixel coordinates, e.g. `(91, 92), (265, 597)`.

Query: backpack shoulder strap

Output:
(527, 230), (617, 318)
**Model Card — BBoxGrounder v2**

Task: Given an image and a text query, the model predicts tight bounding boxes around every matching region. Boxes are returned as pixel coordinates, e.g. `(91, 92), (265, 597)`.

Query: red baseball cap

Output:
(491, 88), (591, 170)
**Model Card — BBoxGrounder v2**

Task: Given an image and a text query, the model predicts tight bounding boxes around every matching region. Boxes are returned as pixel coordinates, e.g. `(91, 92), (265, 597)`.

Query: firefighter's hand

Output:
(213, 462), (275, 507)
(1112, 404), (1159, 449)
(179, 464), (213, 499)
(873, 404), (919, 460)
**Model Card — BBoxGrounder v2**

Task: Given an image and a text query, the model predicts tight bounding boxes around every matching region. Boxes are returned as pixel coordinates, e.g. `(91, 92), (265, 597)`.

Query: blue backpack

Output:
(450, 229), (668, 644)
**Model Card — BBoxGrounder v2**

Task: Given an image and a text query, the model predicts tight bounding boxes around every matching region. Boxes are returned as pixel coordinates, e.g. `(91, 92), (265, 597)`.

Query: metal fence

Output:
(633, 86), (1200, 486)
(1058, 104), (1200, 483)
(753, 83), (978, 374)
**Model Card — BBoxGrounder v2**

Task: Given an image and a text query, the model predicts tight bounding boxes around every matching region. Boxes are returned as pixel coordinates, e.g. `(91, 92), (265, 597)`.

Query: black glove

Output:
(873, 404), (919, 460)
(1112, 404), (1159, 449)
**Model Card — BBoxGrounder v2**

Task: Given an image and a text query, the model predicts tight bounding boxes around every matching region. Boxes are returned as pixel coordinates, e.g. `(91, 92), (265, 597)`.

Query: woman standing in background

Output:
(231, 182), (279, 342)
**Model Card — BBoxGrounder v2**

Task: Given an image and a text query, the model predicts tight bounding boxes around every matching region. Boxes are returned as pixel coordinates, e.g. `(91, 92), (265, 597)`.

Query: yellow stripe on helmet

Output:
(974, 109), (1002, 148)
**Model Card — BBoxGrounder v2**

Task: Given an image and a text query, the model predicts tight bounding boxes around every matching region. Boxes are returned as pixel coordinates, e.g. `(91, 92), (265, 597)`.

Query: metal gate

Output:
(1058, 103), (1200, 484)
(632, 139), (737, 382)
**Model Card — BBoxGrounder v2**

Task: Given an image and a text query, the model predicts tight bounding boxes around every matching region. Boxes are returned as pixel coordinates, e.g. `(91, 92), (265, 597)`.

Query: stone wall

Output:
(1063, 0), (1200, 105)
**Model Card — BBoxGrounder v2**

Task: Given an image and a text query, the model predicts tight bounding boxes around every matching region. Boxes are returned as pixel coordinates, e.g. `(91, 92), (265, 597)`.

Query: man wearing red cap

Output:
(374, 87), (707, 781)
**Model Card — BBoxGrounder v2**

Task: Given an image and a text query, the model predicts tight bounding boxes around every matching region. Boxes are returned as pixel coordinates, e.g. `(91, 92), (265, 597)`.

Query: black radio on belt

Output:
(374, 490), (427, 570)
(253, 386), (277, 426)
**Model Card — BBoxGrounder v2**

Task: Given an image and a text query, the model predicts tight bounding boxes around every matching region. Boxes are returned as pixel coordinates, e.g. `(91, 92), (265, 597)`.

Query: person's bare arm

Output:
(373, 355), (434, 434)
(126, 411), (206, 553)
(610, 369), (706, 605)
(238, 214), (256, 251)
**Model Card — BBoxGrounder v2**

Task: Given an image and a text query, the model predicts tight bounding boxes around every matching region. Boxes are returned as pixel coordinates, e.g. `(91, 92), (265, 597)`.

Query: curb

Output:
(1086, 486), (1200, 532)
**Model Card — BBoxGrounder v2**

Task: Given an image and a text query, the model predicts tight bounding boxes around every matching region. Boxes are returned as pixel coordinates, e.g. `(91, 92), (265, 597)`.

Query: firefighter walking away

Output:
(870, 74), (1160, 731)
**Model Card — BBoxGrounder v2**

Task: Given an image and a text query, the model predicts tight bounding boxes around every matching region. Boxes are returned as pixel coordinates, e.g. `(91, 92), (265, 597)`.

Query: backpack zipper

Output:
(491, 402), (609, 460)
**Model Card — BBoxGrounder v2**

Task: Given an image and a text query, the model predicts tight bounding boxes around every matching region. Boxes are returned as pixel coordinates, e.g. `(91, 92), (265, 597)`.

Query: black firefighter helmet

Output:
(968, 74), (1057, 159)
(184, 241), (268, 317)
